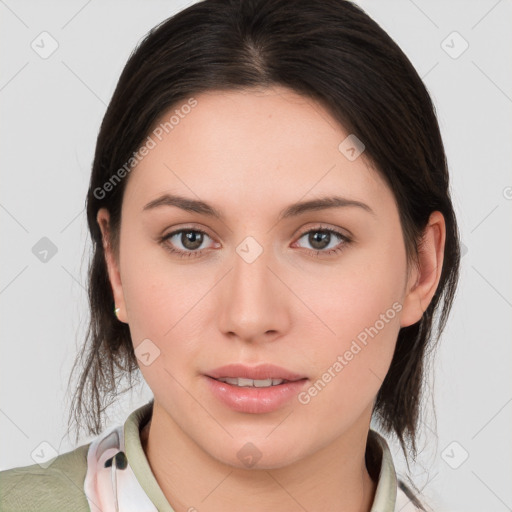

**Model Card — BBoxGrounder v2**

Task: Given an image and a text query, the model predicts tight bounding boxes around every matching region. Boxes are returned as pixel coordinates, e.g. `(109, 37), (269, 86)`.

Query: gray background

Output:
(1, 1), (511, 511)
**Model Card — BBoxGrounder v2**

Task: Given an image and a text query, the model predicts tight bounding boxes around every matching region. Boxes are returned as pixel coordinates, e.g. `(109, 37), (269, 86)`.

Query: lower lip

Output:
(204, 376), (308, 414)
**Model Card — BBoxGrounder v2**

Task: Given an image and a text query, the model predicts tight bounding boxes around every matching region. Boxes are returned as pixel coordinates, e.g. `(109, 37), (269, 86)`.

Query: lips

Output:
(204, 364), (309, 413)
(206, 363), (307, 382)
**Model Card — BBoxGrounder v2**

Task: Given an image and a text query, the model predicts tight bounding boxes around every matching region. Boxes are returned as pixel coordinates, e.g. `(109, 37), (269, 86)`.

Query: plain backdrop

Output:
(1, 1), (511, 511)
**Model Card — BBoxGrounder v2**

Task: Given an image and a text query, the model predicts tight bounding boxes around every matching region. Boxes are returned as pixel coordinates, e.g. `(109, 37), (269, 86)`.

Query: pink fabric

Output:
(83, 425), (158, 512)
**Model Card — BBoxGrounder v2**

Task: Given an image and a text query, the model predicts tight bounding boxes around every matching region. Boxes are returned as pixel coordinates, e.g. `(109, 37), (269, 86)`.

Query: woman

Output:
(0, 0), (460, 510)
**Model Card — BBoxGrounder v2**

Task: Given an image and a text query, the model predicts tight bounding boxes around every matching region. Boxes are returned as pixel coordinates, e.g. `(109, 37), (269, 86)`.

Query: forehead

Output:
(123, 86), (392, 216)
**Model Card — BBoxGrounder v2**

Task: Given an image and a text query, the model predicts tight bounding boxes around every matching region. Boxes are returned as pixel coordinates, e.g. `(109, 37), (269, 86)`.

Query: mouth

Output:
(204, 364), (308, 413)
(211, 377), (298, 388)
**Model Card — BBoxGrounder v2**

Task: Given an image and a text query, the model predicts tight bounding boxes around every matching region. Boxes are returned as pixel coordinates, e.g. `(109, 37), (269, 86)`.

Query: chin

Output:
(207, 436), (306, 471)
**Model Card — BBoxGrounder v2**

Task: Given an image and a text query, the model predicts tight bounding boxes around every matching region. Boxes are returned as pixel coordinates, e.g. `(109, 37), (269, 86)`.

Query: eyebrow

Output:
(142, 193), (375, 220)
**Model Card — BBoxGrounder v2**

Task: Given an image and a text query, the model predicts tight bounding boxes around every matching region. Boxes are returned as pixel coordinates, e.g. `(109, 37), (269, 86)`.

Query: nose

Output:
(217, 238), (292, 344)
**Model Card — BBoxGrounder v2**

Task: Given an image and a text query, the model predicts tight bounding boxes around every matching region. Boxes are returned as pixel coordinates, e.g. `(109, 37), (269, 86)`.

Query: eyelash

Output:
(159, 225), (352, 259)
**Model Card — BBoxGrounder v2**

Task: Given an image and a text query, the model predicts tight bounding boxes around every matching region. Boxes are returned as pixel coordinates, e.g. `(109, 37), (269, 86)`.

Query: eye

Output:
(293, 226), (351, 257)
(160, 225), (352, 259)
(160, 228), (217, 258)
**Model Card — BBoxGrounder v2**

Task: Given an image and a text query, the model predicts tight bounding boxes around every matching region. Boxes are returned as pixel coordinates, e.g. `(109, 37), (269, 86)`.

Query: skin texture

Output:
(97, 85), (445, 512)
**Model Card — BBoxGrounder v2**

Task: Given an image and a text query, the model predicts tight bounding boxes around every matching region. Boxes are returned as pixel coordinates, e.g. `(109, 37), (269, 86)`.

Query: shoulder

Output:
(0, 442), (91, 512)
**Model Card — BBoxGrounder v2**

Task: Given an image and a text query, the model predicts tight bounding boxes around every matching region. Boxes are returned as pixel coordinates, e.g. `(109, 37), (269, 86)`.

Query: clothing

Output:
(0, 401), (426, 511)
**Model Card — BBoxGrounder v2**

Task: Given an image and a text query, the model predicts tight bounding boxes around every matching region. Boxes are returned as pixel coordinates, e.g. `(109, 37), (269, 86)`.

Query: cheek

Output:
(295, 241), (405, 406)
(120, 259), (205, 403)
(297, 235), (405, 342)
(118, 234), (208, 382)
(296, 294), (401, 425)
(120, 227), (195, 335)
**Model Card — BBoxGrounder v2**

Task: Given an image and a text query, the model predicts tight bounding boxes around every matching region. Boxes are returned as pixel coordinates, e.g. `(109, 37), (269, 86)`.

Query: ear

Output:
(400, 211), (446, 328)
(96, 208), (128, 324)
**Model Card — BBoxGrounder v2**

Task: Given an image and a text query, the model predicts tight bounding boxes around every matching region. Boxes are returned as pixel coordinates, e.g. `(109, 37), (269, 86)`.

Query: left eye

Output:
(294, 228), (349, 254)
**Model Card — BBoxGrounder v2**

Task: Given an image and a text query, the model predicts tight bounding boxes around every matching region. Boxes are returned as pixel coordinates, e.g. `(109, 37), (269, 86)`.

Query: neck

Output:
(141, 401), (377, 512)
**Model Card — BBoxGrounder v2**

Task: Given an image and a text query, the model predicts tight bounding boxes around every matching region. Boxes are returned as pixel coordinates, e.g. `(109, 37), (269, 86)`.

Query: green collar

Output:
(124, 401), (397, 511)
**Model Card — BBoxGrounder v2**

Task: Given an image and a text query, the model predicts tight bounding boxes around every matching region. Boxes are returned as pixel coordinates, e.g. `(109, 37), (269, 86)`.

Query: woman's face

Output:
(98, 86), (429, 469)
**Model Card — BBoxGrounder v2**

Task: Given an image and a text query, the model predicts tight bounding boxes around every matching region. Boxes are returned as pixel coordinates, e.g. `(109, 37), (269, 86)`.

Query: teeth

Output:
(216, 377), (286, 387)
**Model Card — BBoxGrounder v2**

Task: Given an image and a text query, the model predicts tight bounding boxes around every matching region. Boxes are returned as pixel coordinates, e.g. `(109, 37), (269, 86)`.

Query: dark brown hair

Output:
(67, 0), (460, 504)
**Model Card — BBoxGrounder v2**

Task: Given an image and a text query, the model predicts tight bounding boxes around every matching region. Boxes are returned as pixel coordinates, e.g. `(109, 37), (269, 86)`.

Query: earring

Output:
(114, 306), (121, 319)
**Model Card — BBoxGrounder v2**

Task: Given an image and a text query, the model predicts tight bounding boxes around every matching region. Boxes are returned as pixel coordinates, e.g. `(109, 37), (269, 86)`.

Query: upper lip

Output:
(206, 364), (307, 382)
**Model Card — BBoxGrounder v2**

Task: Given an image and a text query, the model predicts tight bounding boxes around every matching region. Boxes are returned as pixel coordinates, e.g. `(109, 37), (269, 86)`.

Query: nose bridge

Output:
(231, 234), (276, 307)
(218, 233), (289, 340)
